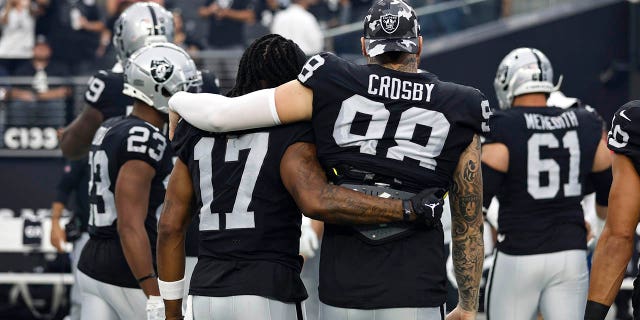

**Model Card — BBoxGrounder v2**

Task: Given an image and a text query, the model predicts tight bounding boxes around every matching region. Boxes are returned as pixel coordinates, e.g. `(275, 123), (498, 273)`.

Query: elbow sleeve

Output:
(481, 162), (505, 210)
(169, 89), (281, 132)
(590, 167), (612, 206)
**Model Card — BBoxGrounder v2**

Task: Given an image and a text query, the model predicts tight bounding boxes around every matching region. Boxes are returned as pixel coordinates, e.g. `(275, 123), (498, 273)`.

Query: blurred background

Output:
(0, 0), (635, 319)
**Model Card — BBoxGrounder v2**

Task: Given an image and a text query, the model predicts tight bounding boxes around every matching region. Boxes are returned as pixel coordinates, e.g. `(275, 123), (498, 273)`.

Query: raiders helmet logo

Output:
(380, 14), (399, 34)
(150, 59), (174, 83)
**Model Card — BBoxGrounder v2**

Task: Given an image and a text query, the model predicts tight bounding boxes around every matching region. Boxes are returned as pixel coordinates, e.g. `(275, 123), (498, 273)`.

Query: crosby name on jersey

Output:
(366, 74), (435, 102)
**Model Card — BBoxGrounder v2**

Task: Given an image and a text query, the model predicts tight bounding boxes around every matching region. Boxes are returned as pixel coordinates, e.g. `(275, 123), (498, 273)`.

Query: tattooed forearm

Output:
(282, 143), (405, 225)
(316, 183), (405, 224)
(450, 135), (485, 312)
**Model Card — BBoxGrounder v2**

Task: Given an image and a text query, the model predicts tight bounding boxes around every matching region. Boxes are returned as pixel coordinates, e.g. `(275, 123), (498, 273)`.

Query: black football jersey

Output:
(485, 106), (602, 255)
(298, 53), (491, 308)
(78, 116), (173, 288)
(171, 120), (313, 303)
(608, 101), (640, 175)
(84, 70), (133, 120)
(201, 70), (221, 95)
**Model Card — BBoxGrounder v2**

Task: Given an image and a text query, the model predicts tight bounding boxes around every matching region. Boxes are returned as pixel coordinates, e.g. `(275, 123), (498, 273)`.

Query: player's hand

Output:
(50, 219), (66, 252)
(169, 111), (181, 140)
(146, 296), (165, 320)
(446, 306), (476, 320)
(299, 217), (319, 259)
(406, 187), (446, 227)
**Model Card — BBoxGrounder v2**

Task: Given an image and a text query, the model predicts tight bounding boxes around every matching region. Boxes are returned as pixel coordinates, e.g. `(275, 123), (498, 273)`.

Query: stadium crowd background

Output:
(0, 0), (580, 144)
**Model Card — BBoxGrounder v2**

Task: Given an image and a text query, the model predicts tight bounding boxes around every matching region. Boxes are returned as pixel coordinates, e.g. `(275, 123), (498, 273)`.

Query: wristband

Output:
(158, 277), (185, 300)
(137, 272), (157, 283)
(584, 300), (609, 320)
(402, 200), (413, 222)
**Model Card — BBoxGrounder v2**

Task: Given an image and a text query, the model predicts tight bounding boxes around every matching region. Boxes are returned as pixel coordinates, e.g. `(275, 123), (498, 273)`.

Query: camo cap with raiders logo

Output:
(363, 0), (420, 57)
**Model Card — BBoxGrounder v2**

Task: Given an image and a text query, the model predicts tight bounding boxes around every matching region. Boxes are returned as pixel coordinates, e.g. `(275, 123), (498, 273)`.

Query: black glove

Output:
(64, 216), (82, 242)
(404, 187), (446, 228)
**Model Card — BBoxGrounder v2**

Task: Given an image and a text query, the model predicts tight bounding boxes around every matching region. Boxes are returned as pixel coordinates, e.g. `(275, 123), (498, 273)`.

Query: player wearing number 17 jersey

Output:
(481, 48), (612, 320)
(77, 44), (202, 320)
(168, 1), (489, 319)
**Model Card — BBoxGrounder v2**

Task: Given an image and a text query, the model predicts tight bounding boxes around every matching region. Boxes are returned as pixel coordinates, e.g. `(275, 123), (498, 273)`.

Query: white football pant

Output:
(77, 270), (146, 320)
(319, 302), (445, 320)
(485, 249), (588, 320)
(190, 295), (305, 320)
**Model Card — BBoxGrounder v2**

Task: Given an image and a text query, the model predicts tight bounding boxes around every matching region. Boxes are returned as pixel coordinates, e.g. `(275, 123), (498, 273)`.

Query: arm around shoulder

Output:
(169, 83), (312, 133)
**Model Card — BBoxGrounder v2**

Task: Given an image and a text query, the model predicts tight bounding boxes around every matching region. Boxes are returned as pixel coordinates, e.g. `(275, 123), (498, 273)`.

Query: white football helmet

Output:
(494, 48), (560, 110)
(113, 2), (175, 63)
(123, 43), (202, 114)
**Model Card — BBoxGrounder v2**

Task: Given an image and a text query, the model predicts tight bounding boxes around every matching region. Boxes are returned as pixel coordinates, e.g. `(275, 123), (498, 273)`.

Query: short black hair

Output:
(370, 51), (412, 65)
(227, 34), (307, 97)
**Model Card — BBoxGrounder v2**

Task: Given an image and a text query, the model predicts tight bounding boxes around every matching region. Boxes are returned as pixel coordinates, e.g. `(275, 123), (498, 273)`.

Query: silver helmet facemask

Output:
(123, 43), (202, 114)
(494, 48), (562, 110)
(113, 2), (175, 63)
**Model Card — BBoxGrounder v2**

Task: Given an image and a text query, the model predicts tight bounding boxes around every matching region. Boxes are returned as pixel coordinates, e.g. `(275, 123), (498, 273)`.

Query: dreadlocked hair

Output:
(227, 34), (307, 97)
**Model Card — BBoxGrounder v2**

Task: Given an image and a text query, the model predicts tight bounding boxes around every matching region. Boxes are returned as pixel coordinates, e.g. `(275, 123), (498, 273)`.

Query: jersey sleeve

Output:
(481, 110), (509, 145)
(279, 122), (315, 149)
(84, 70), (126, 119)
(297, 52), (345, 92)
(172, 120), (197, 164)
(201, 70), (221, 94)
(608, 101), (640, 174)
(118, 124), (169, 172)
(461, 87), (492, 135)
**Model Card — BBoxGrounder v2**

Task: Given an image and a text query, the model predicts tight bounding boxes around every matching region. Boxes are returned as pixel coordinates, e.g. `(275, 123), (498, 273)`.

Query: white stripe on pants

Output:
(68, 232), (89, 320)
(76, 270), (147, 320)
(319, 302), (444, 320)
(484, 249), (588, 320)
(191, 295), (304, 320)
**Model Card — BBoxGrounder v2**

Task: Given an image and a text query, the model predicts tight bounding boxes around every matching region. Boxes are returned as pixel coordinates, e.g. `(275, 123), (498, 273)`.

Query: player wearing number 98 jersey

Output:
(482, 48), (612, 320)
(586, 101), (640, 320)
(76, 44), (202, 320)
(168, 1), (490, 318)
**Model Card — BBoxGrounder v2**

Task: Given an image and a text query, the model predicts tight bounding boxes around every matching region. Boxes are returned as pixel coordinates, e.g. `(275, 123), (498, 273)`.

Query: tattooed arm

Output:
(280, 142), (413, 225)
(448, 135), (484, 318)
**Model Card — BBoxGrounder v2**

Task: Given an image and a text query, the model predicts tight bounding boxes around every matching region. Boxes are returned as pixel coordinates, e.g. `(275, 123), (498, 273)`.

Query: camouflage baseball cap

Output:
(363, 0), (420, 57)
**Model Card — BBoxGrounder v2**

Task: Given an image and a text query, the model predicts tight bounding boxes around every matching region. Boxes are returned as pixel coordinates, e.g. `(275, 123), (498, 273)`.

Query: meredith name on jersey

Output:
(524, 110), (580, 131)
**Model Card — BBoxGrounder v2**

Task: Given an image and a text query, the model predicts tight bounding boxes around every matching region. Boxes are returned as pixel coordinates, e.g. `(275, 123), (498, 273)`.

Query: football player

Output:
(157, 34), (442, 320)
(58, 2), (219, 160)
(481, 48), (612, 320)
(76, 43), (202, 320)
(585, 100), (640, 320)
(168, 1), (489, 319)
